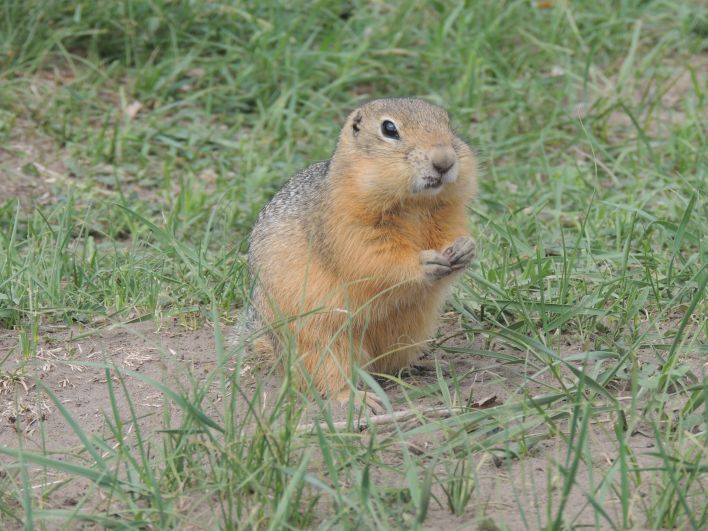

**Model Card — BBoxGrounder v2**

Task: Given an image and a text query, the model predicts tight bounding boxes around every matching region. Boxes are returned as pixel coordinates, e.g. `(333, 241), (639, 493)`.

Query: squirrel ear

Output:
(352, 111), (362, 136)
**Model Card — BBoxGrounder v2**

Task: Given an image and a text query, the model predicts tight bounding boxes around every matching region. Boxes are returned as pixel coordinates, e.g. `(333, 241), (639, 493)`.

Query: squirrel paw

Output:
(334, 389), (386, 415)
(420, 249), (453, 282)
(443, 236), (476, 270)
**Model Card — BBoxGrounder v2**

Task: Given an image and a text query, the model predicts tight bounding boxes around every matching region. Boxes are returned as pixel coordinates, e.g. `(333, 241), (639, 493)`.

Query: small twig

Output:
(573, 146), (620, 185)
(297, 405), (468, 433)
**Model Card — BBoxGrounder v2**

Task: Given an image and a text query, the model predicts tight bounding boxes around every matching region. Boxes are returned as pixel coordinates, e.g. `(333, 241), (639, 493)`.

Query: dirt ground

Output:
(0, 116), (68, 207)
(2, 314), (699, 529)
(0, 320), (219, 517)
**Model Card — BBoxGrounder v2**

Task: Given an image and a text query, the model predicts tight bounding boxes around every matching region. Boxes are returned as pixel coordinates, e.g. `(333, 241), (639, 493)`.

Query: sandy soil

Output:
(604, 53), (708, 138)
(0, 320), (219, 517)
(2, 314), (701, 529)
(0, 117), (66, 207)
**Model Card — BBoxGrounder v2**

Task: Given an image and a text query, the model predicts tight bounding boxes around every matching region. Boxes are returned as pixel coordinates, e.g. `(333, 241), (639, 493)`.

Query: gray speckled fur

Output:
(238, 160), (331, 343)
(248, 160), (330, 270)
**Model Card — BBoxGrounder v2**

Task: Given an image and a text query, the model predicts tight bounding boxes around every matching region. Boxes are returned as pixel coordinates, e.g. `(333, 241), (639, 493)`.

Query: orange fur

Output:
(248, 98), (477, 399)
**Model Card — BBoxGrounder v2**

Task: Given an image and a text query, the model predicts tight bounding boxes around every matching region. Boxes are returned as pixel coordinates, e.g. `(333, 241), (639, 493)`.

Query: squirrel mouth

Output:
(423, 177), (443, 189)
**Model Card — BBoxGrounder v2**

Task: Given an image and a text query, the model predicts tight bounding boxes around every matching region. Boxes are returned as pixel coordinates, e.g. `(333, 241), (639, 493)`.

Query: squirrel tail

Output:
(229, 306), (276, 369)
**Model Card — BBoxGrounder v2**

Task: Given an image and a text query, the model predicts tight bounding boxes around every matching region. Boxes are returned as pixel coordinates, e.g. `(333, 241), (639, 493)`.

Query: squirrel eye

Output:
(381, 120), (400, 139)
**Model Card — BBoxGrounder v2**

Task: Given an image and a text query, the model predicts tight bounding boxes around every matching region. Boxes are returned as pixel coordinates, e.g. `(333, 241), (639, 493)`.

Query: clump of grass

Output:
(441, 453), (477, 516)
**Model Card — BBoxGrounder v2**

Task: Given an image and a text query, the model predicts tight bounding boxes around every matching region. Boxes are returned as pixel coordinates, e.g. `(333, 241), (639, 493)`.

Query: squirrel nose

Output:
(432, 160), (454, 175)
(430, 145), (456, 175)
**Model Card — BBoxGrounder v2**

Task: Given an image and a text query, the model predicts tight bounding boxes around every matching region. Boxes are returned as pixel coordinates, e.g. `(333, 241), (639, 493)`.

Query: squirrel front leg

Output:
(334, 228), (475, 287)
(420, 236), (476, 283)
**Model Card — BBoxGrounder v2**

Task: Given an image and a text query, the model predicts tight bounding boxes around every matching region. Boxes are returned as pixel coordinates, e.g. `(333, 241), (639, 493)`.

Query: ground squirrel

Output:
(243, 98), (477, 410)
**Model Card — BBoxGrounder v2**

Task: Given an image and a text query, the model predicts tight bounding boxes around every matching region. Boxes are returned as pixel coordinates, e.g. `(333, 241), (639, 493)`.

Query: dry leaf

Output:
(125, 101), (143, 119)
(472, 395), (498, 408)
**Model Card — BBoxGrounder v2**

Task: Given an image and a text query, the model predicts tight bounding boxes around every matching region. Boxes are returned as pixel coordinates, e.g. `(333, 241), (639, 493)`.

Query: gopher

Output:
(243, 98), (477, 410)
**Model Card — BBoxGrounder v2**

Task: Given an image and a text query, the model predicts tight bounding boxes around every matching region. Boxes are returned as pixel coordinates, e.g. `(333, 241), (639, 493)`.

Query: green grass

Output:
(1, 0), (706, 529)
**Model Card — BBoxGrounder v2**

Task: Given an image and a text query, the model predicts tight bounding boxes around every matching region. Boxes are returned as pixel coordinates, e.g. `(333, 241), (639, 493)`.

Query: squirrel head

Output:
(332, 98), (476, 204)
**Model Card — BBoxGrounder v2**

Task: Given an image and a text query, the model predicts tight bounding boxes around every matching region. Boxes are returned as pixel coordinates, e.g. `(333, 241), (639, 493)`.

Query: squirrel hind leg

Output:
(291, 327), (382, 408)
(333, 388), (386, 415)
